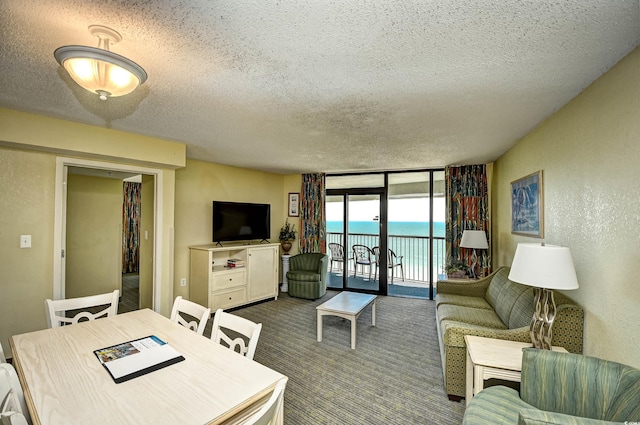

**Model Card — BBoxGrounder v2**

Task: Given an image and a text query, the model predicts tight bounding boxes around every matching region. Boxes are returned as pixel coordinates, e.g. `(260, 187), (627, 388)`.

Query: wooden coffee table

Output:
(316, 292), (377, 349)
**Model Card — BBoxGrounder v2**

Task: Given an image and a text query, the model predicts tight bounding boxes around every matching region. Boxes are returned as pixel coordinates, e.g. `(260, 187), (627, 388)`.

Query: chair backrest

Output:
(0, 364), (30, 424)
(372, 246), (381, 263)
(44, 290), (119, 328)
(210, 309), (262, 360)
(521, 348), (640, 421)
(243, 378), (288, 425)
(0, 345), (5, 364)
(388, 249), (400, 264)
(170, 296), (211, 336)
(352, 245), (372, 262)
(1, 411), (29, 425)
(328, 243), (344, 260)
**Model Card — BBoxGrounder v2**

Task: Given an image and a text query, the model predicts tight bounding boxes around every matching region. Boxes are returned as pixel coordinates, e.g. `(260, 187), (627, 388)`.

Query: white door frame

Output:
(53, 157), (166, 312)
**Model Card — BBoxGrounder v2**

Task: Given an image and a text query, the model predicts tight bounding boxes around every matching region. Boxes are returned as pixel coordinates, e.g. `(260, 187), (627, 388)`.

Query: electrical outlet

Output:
(20, 235), (31, 249)
(180, 278), (187, 287)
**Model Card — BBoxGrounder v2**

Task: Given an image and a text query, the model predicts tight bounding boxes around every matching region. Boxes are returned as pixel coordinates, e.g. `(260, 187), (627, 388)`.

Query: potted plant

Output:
(279, 219), (297, 254)
(445, 259), (468, 278)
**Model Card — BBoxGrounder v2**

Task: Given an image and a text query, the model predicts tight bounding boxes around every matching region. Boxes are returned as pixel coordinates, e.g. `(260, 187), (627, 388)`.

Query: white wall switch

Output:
(180, 278), (187, 287)
(144, 230), (149, 240)
(20, 235), (31, 249)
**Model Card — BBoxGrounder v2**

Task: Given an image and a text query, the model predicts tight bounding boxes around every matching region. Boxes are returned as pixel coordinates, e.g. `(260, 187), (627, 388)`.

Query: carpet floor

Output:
(224, 290), (465, 424)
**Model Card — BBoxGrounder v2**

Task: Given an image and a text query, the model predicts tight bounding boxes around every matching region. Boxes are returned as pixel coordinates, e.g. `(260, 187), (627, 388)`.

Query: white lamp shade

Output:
(508, 243), (579, 290)
(459, 230), (488, 249)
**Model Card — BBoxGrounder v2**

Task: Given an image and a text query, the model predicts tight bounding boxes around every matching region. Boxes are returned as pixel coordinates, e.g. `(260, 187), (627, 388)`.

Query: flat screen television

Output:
(212, 201), (271, 243)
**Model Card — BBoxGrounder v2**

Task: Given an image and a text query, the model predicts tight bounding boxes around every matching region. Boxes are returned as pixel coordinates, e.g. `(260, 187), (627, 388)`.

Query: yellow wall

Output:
(493, 46), (640, 367)
(174, 159), (299, 297)
(66, 174), (122, 298)
(0, 108), (185, 169)
(0, 147), (56, 355)
(283, 174), (303, 257)
(0, 109), (183, 357)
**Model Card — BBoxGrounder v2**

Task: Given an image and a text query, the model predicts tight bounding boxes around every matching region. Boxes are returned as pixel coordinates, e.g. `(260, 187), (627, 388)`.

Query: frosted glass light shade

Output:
(460, 230), (488, 249)
(508, 243), (579, 290)
(55, 46), (147, 100)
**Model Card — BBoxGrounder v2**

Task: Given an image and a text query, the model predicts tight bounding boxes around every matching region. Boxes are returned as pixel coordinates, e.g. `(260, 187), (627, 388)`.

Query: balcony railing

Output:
(327, 232), (446, 283)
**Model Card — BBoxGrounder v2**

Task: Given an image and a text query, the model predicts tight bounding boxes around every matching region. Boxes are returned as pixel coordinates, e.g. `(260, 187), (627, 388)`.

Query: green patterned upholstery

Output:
(435, 293), (492, 310)
(436, 267), (585, 398)
(463, 349), (640, 424)
(286, 253), (328, 300)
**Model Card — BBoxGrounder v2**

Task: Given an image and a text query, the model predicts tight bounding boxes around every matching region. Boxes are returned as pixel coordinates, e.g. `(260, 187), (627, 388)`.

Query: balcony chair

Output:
(170, 296), (211, 336)
(44, 290), (119, 328)
(327, 243), (352, 272)
(372, 247), (405, 283)
(463, 348), (640, 424)
(286, 253), (328, 300)
(352, 245), (375, 281)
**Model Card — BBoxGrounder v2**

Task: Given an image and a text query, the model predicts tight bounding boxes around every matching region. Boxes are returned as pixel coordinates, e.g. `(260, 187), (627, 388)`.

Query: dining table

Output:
(10, 308), (286, 425)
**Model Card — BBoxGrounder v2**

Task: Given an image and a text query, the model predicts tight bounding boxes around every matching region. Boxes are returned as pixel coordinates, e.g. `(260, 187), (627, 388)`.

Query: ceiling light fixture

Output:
(54, 25), (147, 101)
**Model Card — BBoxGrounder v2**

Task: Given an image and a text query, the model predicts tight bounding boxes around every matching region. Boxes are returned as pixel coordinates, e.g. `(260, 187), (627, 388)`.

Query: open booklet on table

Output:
(94, 335), (185, 384)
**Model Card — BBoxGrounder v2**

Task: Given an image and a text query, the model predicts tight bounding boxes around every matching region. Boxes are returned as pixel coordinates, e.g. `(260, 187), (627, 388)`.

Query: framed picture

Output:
(511, 170), (544, 238)
(288, 192), (300, 217)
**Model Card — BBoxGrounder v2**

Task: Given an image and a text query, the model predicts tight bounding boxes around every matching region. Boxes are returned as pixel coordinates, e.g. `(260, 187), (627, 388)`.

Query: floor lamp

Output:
(460, 230), (488, 279)
(508, 243), (579, 350)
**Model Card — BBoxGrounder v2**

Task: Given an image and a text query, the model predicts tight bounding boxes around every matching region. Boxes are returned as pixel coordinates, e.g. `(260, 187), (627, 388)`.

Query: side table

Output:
(281, 254), (291, 293)
(464, 335), (568, 406)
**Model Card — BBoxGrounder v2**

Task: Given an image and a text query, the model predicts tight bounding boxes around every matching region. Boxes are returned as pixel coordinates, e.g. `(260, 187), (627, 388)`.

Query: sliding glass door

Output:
(326, 170), (444, 300)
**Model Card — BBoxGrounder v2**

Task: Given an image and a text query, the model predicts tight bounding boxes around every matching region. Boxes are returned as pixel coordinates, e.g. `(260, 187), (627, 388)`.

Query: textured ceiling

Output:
(1, 1), (639, 174)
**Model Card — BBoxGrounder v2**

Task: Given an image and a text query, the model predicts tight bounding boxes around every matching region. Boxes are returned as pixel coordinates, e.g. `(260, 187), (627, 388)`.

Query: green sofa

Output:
(463, 348), (640, 424)
(436, 267), (584, 399)
(286, 253), (328, 300)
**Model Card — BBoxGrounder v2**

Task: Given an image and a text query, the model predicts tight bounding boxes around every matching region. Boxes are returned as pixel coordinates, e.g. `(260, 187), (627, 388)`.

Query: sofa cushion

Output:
(437, 304), (507, 329)
(508, 287), (535, 329)
(462, 386), (531, 425)
(485, 267), (512, 308)
(488, 275), (531, 328)
(435, 293), (492, 310)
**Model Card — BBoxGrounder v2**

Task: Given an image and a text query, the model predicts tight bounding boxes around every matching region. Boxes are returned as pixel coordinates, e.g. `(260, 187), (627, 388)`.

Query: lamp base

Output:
(531, 287), (556, 350)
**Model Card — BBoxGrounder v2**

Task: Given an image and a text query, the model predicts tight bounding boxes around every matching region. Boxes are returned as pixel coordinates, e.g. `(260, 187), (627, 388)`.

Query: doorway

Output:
(64, 168), (153, 312)
(53, 157), (166, 312)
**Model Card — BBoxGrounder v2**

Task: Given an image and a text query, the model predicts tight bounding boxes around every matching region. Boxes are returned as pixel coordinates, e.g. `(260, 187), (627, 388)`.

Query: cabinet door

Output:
(248, 246), (278, 300)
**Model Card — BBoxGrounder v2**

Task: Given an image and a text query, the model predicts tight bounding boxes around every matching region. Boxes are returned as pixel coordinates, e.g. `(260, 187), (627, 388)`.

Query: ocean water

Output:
(326, 221), (447, 279)
(327, 221), (445, 237)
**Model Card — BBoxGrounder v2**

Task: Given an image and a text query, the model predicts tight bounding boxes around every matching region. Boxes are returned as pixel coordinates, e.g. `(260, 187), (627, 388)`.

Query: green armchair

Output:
(463, 348), (640, 424)
(286, 253), (328, 300)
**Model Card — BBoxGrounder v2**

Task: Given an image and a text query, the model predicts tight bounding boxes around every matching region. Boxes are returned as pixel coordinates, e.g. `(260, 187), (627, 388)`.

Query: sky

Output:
(326, 198), (445, 222)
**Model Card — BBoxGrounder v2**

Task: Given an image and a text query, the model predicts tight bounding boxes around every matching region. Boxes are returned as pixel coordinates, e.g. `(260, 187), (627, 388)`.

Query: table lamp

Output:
(508, 242), (579, 350)
(460, 230), (488, 279)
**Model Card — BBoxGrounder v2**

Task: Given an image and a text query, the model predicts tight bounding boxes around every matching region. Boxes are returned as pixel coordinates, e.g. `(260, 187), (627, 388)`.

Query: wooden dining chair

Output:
(44, 290), (119, 328)
(1, 411), (29, 425)
(210, 309), (262, 360)
(0, 364), (31, 425)
(243, 378), (288, 425)
(169, 296), (211, 336)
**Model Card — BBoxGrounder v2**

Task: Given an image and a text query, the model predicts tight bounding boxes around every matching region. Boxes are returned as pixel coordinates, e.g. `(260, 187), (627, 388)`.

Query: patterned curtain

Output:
(299, 173), (326, 254)
(122, 182), (141, 273)
(445, 165), (491, 278)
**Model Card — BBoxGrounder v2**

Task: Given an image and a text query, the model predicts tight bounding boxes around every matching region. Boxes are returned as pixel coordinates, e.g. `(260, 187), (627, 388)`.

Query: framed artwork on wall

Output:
(288, 192), (300, 217)
(511, 170), (544, 238)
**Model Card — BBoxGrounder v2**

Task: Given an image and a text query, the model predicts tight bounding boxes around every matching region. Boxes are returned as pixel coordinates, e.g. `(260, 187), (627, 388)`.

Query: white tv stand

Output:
(189, 243), (280, 311)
